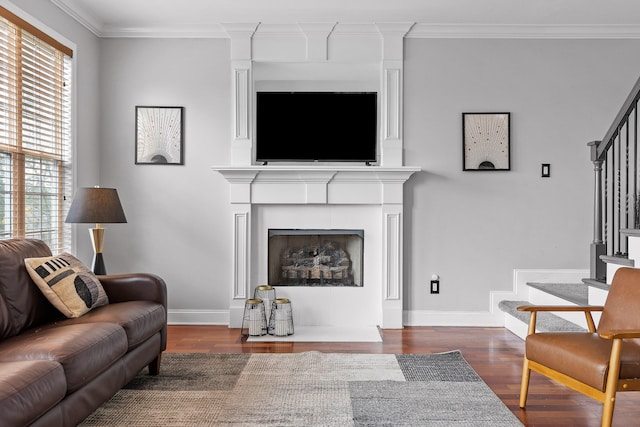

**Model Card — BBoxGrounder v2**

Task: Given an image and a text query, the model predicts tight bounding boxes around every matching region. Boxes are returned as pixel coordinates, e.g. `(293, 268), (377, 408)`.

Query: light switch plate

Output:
(541, 163), (551, 178)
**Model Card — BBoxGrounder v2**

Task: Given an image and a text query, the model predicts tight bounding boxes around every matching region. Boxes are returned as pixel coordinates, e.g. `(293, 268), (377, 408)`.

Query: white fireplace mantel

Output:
(213, 165), (420, 205)
(213, 165), (419, 329)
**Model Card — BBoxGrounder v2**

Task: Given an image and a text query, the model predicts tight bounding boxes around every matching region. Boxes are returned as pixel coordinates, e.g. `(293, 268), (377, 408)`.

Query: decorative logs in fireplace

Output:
(268, 229), (364, 287)
(280, 241), (353, 286)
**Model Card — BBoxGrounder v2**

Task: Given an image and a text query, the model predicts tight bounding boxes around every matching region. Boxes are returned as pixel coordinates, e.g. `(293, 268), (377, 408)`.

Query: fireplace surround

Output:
(214, 167), (418, 328)
(213, 22), (419, 330)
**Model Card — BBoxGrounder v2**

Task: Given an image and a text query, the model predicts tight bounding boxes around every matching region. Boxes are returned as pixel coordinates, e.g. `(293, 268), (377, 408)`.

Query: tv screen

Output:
(256, 92), (377, 163)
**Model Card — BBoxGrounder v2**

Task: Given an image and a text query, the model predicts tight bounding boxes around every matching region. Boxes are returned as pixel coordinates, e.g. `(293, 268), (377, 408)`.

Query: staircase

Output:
(500, 282), (594, 339)
(587, 74), (640, 282)
(500, 233), (638, 339)
(501, 74), (640, 338)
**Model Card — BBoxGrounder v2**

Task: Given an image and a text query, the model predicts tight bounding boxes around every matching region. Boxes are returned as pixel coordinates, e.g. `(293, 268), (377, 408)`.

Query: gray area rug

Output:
(81, 351), (522, 426)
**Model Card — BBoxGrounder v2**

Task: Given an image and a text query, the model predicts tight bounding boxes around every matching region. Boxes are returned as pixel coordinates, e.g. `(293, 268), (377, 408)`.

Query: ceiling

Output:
(51, 0), (640, 38)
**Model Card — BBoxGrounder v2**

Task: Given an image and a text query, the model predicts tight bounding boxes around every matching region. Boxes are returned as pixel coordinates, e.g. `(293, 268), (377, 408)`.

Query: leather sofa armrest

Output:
(99, 273), (168, 353)
(98, 273), (167, 308)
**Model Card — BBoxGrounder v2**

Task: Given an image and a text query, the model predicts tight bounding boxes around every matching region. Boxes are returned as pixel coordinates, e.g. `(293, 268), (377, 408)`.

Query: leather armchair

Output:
(518, 267), (640, 427)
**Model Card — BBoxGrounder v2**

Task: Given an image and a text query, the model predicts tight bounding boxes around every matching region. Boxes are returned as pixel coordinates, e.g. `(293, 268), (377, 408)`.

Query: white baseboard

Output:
(405, 268), (589, 327)
(168, 309), (229, 325)
(167, 269), (590, 328)
(404, 309), (503, 327)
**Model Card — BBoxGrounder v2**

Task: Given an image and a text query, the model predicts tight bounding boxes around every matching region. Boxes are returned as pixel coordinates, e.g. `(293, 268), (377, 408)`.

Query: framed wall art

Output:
(135, 106), (184, 165)
(462, 112), (510, 171)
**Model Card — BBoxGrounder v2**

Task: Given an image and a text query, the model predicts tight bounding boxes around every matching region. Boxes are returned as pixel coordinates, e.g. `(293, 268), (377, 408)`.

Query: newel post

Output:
(589, 141), (606, 281)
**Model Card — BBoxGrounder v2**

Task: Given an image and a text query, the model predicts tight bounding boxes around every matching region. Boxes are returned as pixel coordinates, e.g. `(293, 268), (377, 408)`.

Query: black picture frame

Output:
(135, 106), (184, 165)
(462, 112), (510, 171)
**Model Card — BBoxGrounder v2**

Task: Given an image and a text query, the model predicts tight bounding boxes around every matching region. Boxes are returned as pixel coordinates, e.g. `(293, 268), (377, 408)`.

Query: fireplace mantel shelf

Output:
(212, 165), (420, 205)
(212, 165), (421, 182)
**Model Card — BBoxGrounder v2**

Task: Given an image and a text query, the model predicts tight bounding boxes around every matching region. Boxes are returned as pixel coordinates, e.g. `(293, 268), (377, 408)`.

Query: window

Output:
(0, 7), (72, 254)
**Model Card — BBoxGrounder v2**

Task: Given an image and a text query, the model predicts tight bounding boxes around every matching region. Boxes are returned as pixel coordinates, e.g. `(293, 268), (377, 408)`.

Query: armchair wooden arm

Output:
(517, 305), (604, 312)
(517, 305), (604, 334)
(599, 329), (640, 340)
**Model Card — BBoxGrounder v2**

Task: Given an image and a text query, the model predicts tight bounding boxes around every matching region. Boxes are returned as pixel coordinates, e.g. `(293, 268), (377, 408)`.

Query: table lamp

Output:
(65, 187), (127, 275)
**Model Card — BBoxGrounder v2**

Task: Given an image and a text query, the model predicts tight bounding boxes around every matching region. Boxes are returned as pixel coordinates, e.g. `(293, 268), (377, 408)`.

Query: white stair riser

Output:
(629, 236), (640, 267)
(503, 312), (557, 340)
(607, 263), (624, 285)
(588, 287), (606, 326)
(504, 313), (528, 340)
(588, 286), (609, 306)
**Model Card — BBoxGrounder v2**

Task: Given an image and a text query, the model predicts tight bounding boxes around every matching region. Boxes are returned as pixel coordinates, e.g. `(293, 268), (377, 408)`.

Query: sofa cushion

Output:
(24, 253), (108, 318)
(0, 360), (66, 427)
(55, 300), (166, 350)
(0, 239), (62, 339)
(0, 322), (127, 393)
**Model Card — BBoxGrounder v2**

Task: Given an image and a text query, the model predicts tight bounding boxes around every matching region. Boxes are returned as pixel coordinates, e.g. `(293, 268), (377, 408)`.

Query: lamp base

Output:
(92, 252), (106, 275)
(89, 227), (107, 275)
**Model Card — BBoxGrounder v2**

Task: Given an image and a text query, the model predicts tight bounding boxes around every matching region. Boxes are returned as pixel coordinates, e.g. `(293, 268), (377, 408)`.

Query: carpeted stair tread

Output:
(498, 300), (586, 332)
(526, 282), (589, 305)
(582, 278), (610, 290)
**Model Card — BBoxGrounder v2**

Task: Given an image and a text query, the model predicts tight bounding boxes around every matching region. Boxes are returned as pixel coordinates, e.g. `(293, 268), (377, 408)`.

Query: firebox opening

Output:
(268, 229), (364, 287)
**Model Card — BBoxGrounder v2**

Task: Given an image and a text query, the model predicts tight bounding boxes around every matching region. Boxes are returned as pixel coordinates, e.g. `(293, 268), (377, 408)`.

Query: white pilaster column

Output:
(229, 207), (250, 327)
(376, 23), (414, 168)
(223, 23), (259, 166)
(382, 206), (403, 328)
(219, 168), (258, 327)
(380, 172), (408, 328)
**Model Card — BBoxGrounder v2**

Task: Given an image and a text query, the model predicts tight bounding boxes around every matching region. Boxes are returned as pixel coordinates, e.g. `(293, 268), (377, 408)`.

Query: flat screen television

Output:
(256, 91), (377, 163)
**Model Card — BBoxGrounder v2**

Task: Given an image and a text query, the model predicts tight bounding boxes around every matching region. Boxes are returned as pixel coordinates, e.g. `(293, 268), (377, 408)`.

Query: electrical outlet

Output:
(541, 163), (551, 177)
(430, 280), (439, 294)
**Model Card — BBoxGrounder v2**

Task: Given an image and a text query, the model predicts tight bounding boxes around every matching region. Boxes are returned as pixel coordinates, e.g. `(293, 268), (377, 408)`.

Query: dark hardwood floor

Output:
(166, 325), (640, 426)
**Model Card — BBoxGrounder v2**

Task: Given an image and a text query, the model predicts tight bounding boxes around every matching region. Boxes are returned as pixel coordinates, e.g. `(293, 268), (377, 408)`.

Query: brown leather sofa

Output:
(0, 239), (168, 427)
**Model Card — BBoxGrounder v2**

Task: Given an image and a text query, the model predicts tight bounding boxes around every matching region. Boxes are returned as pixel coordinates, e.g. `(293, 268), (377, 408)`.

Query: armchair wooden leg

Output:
(602, 397), (615, 427)
(519, 357), (531, 408)
(601, 339), (623, 427)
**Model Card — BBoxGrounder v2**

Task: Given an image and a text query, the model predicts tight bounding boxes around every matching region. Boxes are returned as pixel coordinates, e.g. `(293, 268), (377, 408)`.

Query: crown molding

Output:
(48, 0), (640, 40)
(80, 23), (640, 40)
(221, 23), (260, 39)
(50, 0), (103, 37)
(100, 24), (229, 38)
(407, 23), (640, 39)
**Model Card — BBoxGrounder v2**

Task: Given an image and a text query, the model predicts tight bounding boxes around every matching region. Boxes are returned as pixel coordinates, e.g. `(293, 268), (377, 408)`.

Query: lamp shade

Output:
(65, 187), (127, 224)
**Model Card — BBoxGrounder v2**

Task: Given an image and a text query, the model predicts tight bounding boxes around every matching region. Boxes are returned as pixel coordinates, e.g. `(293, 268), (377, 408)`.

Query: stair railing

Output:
(589, 75), (640, 281)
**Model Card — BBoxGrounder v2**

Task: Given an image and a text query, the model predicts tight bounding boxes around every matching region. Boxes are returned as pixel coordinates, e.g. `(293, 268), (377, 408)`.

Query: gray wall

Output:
(99, 37), (640, 318)
(403, 38), (640, 312)
(98, 38), (232, 311)
(10, 0), (640, 320)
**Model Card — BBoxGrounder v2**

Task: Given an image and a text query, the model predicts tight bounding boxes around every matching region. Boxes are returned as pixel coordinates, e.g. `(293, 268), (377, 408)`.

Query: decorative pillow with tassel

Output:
(24, 253), (108, 318)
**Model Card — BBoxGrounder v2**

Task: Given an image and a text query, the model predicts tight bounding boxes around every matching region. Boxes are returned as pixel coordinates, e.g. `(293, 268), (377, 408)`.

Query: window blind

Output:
(0, 7), (72, 254)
